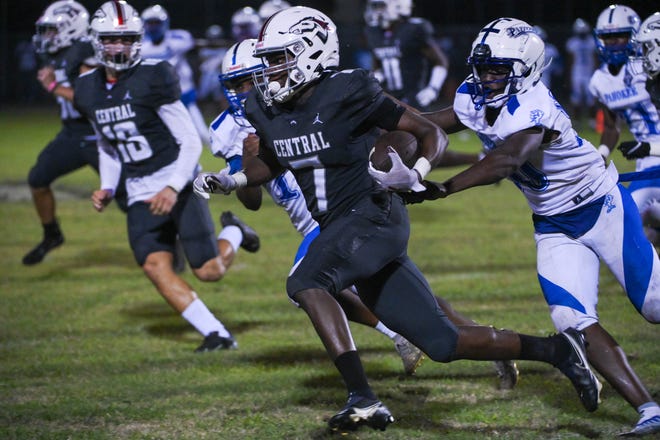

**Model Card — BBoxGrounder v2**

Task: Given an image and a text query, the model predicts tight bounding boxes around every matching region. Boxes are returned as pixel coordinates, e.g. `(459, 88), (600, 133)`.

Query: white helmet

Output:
(33, 0), (89, 54)
(141, 4), (169, 43)
(220, 39), (265, 120)
(90, 1), (143, 71)
(258, 0), (291, 20)
(466, 18), (545, 109)
(231, 7), (263, 41)
(594, 4), (641, 65)
(572, 18), (591, 35)
(253, 6), (339, 105)
(633, 12), (660, 78)
(364, 0), (412, 28)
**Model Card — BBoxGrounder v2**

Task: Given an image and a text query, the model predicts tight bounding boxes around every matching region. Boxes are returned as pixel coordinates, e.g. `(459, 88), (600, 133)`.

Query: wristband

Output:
(47, 81), (58, 93)
(597, 144), (610, 157)
(412, 157), (432, 180)
(102, 188), (115, 198)
(232, 171), (248, 188)
(650, 142), (660, 156)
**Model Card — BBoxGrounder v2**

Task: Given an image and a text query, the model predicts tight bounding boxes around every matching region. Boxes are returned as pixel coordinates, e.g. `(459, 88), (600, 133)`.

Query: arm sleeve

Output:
(93, 123), (122, 193)
(157, 101), (202, 191)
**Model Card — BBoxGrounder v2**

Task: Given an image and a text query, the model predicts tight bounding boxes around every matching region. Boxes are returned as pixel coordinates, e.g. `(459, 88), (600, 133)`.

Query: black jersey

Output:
(365, 17), (435, 101)
(74, 59), (182, 179)
(648, 76), (660, 110)
(45, 39), (95, 130)
(246, 69), (394, 227)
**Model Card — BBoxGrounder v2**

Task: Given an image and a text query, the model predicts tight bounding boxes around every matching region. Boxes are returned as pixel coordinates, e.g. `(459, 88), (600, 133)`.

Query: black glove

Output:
(398, 180), (447, 205)
(618, 141), (650, 159)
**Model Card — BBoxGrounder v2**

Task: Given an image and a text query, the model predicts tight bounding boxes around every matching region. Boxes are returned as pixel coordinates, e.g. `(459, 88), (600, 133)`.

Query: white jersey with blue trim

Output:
(454, 80), (617, 216)
(141, 29), (196, 94)
(589, 59), (660, 172)
(209, 111), (318, 238)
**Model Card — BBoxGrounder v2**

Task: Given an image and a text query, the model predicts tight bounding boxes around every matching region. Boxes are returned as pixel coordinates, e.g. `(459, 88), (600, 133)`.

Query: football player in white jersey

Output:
(419, 17), (660, 436)
(76, 0), (262, 354)
(140, 4), (208, 143)
(565, 18), (597, 124)
(590, 5), (660, 249)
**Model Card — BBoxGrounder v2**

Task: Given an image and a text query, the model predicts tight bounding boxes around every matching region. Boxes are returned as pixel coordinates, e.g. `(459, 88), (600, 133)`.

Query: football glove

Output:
(416, 86), (439, 107)
(368, 147), (426, 192)
(398, 180), (447, 204)
(618, 141), (650, 159)
(193, 169), (237, 199)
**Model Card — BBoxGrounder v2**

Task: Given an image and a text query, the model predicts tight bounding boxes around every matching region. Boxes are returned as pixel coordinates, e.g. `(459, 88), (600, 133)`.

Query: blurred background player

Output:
(196, 24), (231, 106)
(23, 0), (127, 266)
(140, 4), (209, 143)
(75, 0), (260, 353)
(533, 25), (563, 91)
(230, 6), (262, 43)
(565, 18), (597, 126)
(589, 5), (660, 248)
(258, 0), (291, 21)
(363, 0), (449, 110)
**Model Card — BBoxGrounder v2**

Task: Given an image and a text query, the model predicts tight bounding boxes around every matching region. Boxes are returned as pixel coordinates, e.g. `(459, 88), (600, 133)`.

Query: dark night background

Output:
(1, 0), (658, 105)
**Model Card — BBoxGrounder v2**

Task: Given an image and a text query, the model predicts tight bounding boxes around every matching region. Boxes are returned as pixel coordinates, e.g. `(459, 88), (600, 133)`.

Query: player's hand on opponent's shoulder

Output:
(91, 188), (114, 212)
(368, 146), (426, 192)
(617, 140), (651, 159)
(193, 168), (238, 198)
(399, 180), (448, 204)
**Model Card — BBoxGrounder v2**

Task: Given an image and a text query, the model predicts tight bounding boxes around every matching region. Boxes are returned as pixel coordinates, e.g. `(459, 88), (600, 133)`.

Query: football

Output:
(370, 130), (420, 171)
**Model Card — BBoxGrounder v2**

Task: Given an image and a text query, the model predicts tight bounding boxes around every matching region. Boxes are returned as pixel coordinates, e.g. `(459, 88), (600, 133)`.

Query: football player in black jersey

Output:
(24, 0), (128, 266)
(195, 6), (601, 432)
(363, 0), (449, 110)
(74, 0), (260, 353)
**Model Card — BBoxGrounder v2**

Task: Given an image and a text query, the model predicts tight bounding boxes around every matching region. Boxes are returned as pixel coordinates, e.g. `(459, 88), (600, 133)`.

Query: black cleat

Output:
(22, 234), (64, 265)
(493, 360), (519, 390)
(194, 331), (237, 353)
(328, 393), (394, 432)
(220, 211), (260, 253)
(556, 328), (602, 412)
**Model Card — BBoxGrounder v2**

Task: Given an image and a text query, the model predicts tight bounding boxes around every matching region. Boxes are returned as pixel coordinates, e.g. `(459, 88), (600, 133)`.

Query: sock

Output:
(181, 297), (230, 338)
(44, 220), (62, 237)
(518, 334), (568, 365)
(375, 322), (397, 339)
(218, 225), (242, 253)
(334, 351), (375, 399)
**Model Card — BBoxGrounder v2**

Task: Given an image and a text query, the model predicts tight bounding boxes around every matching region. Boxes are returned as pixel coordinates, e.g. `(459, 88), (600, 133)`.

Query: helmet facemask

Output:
(253, 44), (307, 105)
(90, 1), (144, 72)
(594, 5), (641, 66)
(95, 34), (142, 71)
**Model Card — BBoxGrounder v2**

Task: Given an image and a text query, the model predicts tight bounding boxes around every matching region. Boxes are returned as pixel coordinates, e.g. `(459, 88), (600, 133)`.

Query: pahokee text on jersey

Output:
(245, 69), (401, 228)
(73, 59), (182, 178)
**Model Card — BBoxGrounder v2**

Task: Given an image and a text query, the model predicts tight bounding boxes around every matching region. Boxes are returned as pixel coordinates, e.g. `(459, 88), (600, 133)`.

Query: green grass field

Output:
(0, 108), (657, 439)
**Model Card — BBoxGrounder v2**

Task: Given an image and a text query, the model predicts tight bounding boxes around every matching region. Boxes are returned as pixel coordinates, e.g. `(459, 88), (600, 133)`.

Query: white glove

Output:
(193, 169), (238, 199)
(416, 86), (439, 107)
(368, 147), (426, 192)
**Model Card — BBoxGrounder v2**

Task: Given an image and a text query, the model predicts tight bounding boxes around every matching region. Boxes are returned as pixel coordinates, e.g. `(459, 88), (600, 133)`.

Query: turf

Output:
(0, 108), (657, 439)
